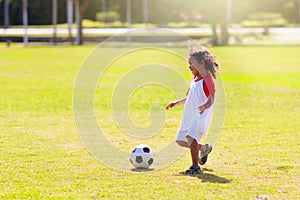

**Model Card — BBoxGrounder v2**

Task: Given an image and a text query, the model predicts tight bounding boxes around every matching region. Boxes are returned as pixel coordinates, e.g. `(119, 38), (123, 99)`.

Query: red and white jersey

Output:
(186, 75), (215, 98)
(176, 76), (215, 142)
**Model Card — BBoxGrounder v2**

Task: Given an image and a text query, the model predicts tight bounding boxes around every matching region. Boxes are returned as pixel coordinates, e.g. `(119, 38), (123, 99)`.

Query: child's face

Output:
(188, 56), (201, 77)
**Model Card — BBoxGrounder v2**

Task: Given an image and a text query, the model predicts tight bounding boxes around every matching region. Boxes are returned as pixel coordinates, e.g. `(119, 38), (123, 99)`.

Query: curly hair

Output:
(190, 49), (219, 79)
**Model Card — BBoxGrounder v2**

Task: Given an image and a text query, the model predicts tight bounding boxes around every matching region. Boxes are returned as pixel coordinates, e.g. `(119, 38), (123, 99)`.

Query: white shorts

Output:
(176, 130), (203, 144)
(175, 117), (206, 144)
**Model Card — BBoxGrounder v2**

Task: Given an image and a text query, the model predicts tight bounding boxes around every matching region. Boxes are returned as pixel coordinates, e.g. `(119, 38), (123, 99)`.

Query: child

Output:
(166, 49), (219, 175)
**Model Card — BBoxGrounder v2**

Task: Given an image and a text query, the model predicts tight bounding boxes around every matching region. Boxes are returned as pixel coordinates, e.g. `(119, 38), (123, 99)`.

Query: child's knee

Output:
(176, 140), (188, 148)
(186, 136), (196, 146)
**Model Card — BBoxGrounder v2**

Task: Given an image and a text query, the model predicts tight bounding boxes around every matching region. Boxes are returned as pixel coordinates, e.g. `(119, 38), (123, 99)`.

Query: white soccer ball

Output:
(130, 144), (154, 169)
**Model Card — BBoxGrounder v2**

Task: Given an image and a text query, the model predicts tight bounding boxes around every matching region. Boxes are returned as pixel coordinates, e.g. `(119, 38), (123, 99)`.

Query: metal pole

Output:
(126, 0), (131, 28)
(23, 0), (28, 46)
(67, 0), (73, 44)
(75, 0), (80, 45)
(143, 0), (148, 27)
(126, 0), (131, 44)
(4, 0), (9, 29)
(52, 0), (57, 44)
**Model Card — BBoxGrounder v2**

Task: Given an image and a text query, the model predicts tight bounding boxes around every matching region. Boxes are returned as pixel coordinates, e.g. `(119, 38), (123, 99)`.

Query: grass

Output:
(0, 44), (299, 199)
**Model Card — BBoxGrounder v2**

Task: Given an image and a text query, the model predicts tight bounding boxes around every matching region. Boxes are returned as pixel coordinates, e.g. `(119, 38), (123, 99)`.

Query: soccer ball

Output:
(130, 144), (154, 169)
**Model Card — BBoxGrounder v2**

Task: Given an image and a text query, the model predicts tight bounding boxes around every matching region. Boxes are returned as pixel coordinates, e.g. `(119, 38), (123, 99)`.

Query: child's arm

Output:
(198, 95), (214, 114)
(198, 75), (215, 114)
(166, 97), (186, 110)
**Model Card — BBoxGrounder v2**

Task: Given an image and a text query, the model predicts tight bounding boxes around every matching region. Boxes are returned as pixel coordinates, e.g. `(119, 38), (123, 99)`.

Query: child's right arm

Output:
(165, 97), (186, 110)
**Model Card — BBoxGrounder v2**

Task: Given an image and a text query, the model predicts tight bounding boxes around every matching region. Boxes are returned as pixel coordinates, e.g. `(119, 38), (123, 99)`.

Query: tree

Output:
(199, 0), (229, 46)
(75, 0), (91, 45)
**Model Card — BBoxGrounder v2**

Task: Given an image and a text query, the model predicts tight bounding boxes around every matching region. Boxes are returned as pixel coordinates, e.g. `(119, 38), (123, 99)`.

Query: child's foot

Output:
(184, 165), (202, 175)
(199, 144), (212, 165)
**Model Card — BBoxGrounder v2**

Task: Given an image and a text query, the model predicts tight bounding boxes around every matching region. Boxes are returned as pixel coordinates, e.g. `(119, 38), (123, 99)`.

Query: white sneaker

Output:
(200, 144), (212, 158)
(199, 144), (212, 165)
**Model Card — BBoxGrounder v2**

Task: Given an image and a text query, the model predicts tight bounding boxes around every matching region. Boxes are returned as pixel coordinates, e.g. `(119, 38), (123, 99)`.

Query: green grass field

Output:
(0, 44), (299, 199)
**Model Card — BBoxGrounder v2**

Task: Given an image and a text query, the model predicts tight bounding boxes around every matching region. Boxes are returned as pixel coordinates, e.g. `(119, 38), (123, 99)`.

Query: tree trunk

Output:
(77, 0), (91, 45)
(211, 21), (218, 46)
(220, 19), (229, 45)
(207, 0), (229, 46)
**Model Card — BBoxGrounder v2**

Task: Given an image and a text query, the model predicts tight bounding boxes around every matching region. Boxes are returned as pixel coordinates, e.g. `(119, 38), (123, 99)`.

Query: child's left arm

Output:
(198, 95), (214, 114)
(198, 75), (215, 115)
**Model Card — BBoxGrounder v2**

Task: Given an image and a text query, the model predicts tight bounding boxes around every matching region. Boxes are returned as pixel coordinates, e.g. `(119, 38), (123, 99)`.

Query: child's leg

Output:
(186, 136), (199, 167)
(176, 140), (211, 166)
(176, 140), (190, 148)
(177, 140), (206, 152)
(176, 139), (199, 166)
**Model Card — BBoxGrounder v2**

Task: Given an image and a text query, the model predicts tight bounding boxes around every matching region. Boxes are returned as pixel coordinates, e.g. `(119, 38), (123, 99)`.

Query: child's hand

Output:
(166, 102), (177, 110)
(198, 105), (206, 114)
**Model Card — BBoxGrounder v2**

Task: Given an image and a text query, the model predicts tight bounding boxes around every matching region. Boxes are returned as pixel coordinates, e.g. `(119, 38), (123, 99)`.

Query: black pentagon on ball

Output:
(131, 148), (137, 153)
(135, 156), (143, 163)
(148, 158), (154, 165)
(143, 147), (150, 153)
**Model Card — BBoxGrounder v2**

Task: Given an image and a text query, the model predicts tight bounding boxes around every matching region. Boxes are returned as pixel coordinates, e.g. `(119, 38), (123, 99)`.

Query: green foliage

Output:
(82, 19), (156, 28)
(82, 19), (100, 28)
(241, 13), (288, 27)
(81, 19), (211, 28)
(96, 11), (120, 22)
(166, 21), (210, 28)
(83, 18), (126, 29)
(248, 13), (283, 21)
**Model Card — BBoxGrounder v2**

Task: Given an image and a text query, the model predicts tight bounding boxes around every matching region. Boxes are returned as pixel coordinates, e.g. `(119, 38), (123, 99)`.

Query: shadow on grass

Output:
(131, 168), (155, 172)
(195, 173), (231, 184)
(176, 168), (231, 184)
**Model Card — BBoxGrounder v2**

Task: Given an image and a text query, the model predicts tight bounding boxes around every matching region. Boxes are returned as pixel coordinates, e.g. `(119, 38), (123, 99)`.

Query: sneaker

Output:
(199, 144), (212, 165)
(185, 165), (202, 175)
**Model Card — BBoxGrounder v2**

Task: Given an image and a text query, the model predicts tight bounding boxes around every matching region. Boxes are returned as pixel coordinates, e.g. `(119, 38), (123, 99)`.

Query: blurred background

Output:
(1, 0), (300, 46)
